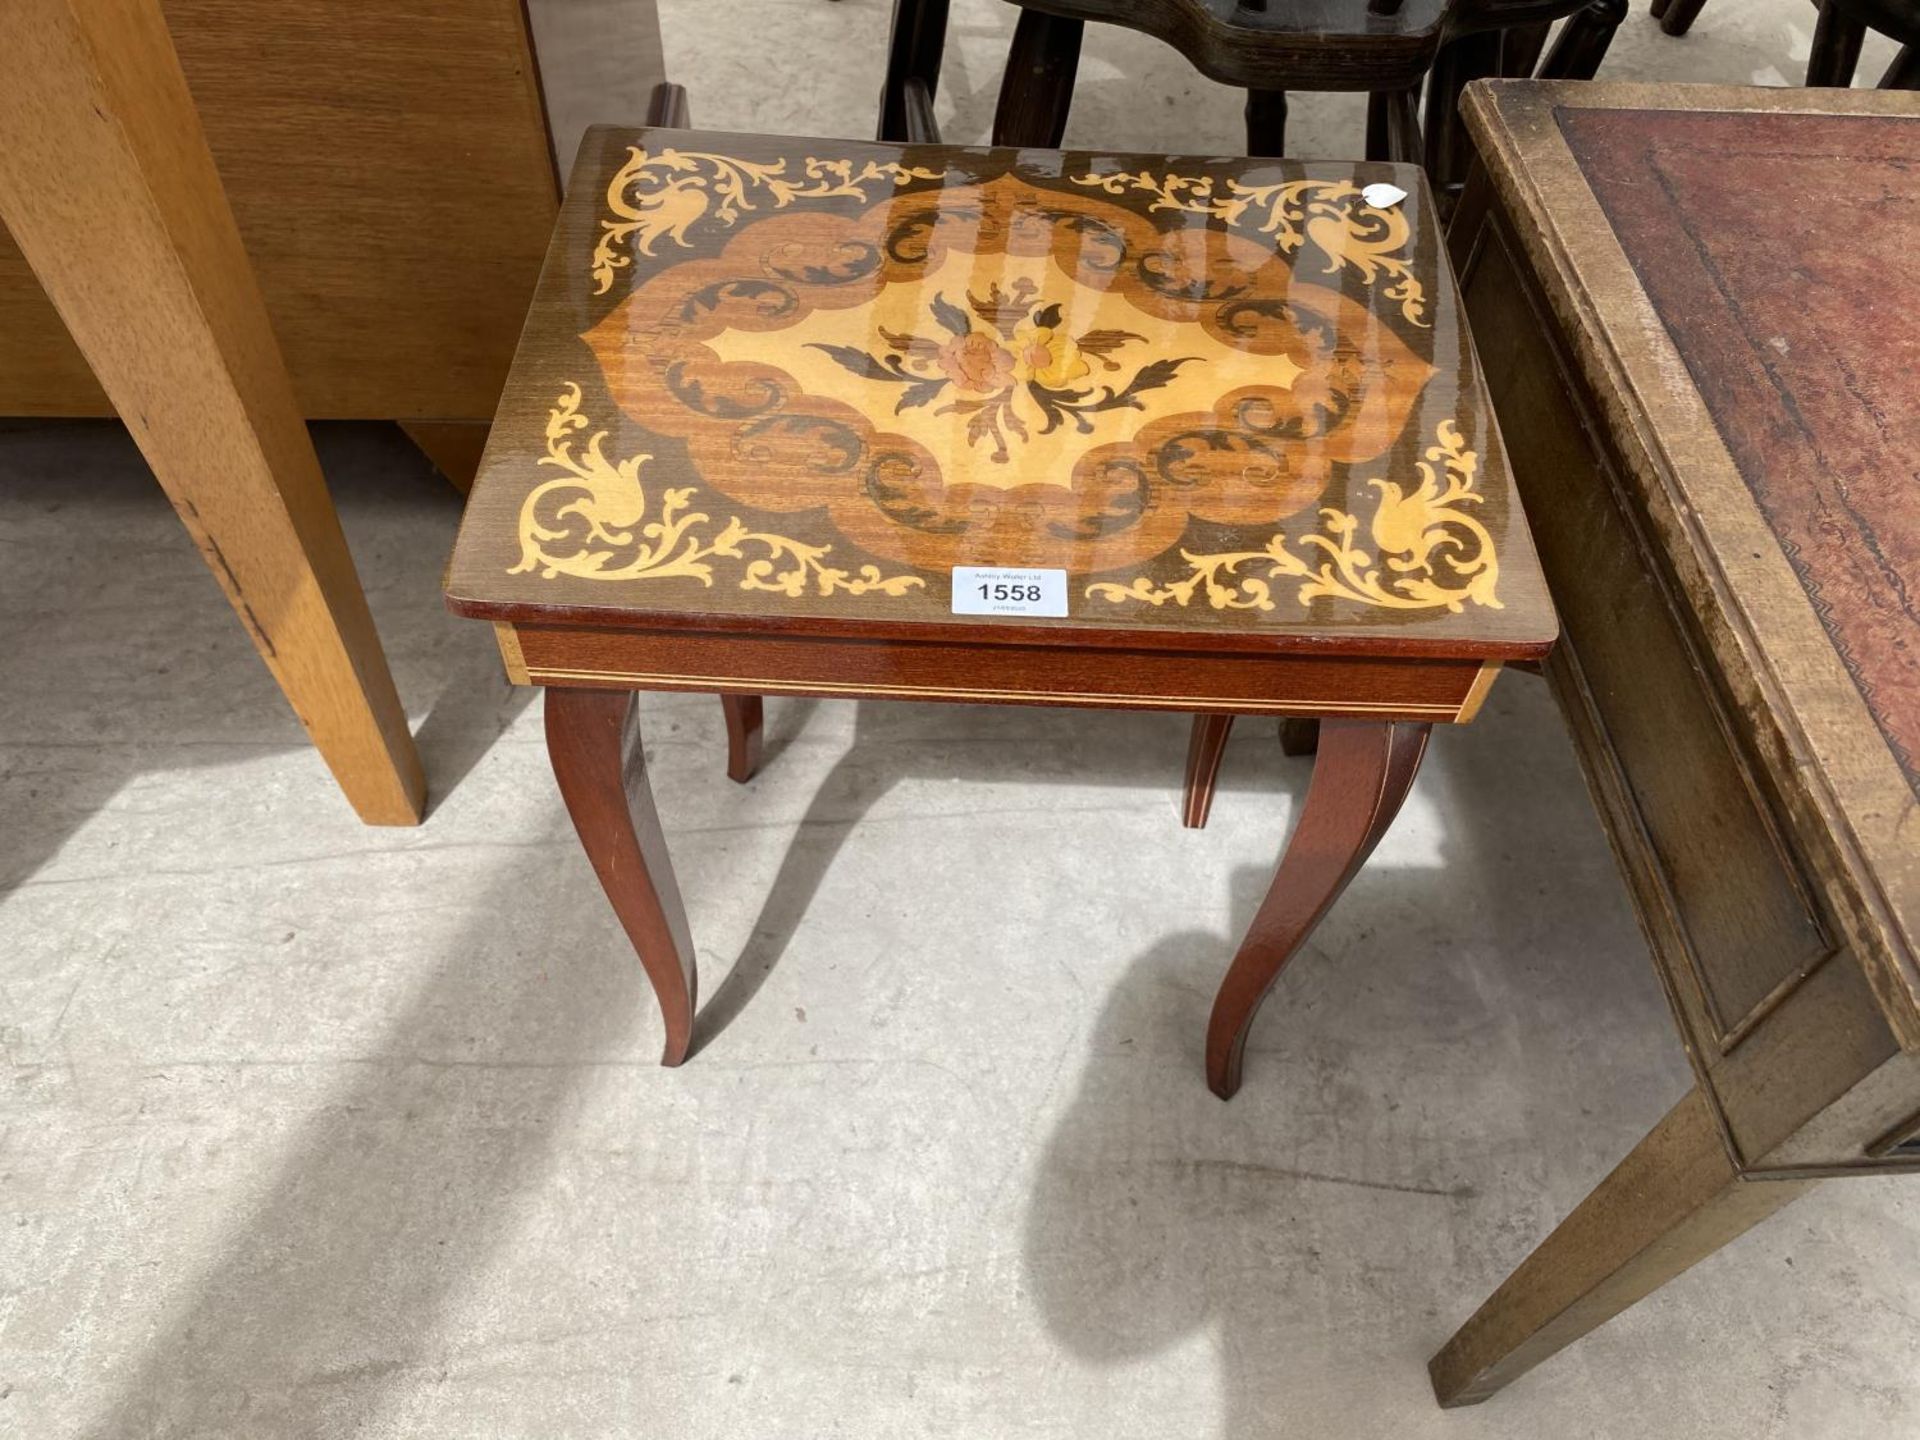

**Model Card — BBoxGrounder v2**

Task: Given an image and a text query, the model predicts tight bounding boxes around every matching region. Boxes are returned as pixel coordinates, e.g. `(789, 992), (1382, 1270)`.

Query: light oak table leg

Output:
(546, 687), (698, 1066)
(0, 0), (424, 824)
(1430, 1087), (1816, 1406)
(1207, 719), (1429, 1099)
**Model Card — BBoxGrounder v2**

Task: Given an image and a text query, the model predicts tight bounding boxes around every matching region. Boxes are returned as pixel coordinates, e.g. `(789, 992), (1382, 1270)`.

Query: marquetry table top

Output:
(1461, 81), (1920, 1025)
(446, 127), (1553, 659)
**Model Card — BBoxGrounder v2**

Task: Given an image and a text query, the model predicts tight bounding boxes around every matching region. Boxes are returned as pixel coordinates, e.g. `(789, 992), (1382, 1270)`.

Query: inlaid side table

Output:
(444, 126), (1555, 1099)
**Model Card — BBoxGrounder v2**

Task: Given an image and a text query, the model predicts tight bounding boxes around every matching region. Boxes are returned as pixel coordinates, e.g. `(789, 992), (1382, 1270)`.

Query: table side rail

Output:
(496, 621), (1496, 723)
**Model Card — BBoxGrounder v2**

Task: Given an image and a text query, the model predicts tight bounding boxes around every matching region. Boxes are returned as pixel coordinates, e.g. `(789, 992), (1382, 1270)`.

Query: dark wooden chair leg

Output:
(646, 80), (690, 127)
(992, 7), (1083, 146)
(1183, 714), (1235, 830)
(1653, 0), (1709, 35)
(1424, 30), (1502, 192)
(1206, 719), (1429, 1099)
(901, 77), (941, 142)
(546, 687), (698, 1066)
(1365, 91), (1392, 162)
(878, 0), (949, 142)
(1807, 0), (1867, 86)
(1244, 88), (1288, 157)
(1499, 19), (1553, 76)
(1535, 0), (1627, 81)
(722, 694), (764, 784)
(1383, 85), (1424, 166)
(1882, 43), (1920, 88)
(1278, 716), (1320, 757)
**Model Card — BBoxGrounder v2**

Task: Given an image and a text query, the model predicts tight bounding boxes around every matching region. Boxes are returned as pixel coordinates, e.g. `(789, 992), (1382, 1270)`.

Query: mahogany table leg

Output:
(1278, 716), (1320, 757)
(546, 687), (698, 1066)
(1182, 714), (1235, 830)
(1430, 1087), (1815, 1405)
(1206, 719), (1429, 1099)
(992, 7), (1083, 146)
(722, 694), (764, 784)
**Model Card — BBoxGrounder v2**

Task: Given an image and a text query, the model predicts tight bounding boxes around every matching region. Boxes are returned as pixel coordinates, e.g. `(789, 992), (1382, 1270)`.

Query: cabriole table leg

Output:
(546, 687), (699, 1066)
(1207, 719), (1429, 1099)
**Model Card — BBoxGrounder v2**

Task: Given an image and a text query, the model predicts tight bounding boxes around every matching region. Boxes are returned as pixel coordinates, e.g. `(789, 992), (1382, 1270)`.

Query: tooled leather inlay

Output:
(1561, 107), (1920, 798)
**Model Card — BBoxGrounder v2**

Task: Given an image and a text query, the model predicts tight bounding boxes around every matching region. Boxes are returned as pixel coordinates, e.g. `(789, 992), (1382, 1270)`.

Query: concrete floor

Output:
(5, 2), (1919, 1436)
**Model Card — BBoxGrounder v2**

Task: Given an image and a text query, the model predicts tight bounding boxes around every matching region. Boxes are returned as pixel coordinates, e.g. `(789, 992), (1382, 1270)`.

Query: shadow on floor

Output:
(0, 419), (527, 902)
(1012, 680), (1674, 1434)
(78, 832), (646, 1438)
(689, 695), (1305, 1056)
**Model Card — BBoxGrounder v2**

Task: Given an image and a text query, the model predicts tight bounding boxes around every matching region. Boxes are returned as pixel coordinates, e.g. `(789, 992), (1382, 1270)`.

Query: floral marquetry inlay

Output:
(592, 148), (943, 294)
(446, 127), (1551, 650)
(514, 384), (926, 598)
(800, 276), (1218, 466)
(1071, 171), (1430, 326)
(1084, 422), (1499, 613)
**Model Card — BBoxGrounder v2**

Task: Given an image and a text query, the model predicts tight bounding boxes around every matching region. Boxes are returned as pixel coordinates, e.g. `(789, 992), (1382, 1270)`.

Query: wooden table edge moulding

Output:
(1429, 80), (1920, 1406)
(446, 120), (1557, 1103)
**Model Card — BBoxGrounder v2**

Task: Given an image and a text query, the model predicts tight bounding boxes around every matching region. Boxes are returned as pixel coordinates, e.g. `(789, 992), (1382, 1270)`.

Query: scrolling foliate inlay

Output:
(1085, 422), (1499, 614)
(1071, 171), (1429, 327)
(591, 148), (944, 294)
(513, 384), (926, 598)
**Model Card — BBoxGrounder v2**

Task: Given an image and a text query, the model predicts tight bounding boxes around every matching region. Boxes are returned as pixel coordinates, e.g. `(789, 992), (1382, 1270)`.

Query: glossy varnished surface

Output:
(446, 127), (1554, 659)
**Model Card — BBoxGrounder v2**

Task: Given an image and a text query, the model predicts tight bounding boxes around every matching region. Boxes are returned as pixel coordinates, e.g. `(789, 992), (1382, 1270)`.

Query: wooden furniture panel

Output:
(0, 0), (424, 824)
(448, 129), (1554, 658)
(0, 0), (560, 420)
(1432, 81), (1920, 1405)
(1461, 222), (1832, 1055)
(501, 623), (1496, 720)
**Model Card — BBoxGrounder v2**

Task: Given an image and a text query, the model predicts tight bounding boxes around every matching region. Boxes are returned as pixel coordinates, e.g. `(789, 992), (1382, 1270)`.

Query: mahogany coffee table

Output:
(444, 125), (1555, 1099)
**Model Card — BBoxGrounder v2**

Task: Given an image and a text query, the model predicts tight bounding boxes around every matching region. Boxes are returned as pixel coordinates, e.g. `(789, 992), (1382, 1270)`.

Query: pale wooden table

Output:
(0, 0), (660, 822)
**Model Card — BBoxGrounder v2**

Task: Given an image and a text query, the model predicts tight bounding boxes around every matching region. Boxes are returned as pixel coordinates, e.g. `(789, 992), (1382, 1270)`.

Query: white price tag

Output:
(950, 566), (1068, 618)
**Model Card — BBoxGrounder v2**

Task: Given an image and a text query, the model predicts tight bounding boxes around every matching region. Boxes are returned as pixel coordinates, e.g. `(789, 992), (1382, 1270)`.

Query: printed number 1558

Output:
(978, 582), (1042, 603)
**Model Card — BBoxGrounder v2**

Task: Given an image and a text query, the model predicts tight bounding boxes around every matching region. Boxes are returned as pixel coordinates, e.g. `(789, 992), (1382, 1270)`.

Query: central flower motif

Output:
(595, 173), (1440, 573)
(1011, 323), (1090, 389)
(936, 330), (1016, 393)
(807, 277), (1194, 464)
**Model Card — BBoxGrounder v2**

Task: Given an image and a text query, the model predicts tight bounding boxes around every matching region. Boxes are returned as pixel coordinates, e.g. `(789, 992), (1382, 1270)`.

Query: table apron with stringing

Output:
(493, 621), (1503, 723)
